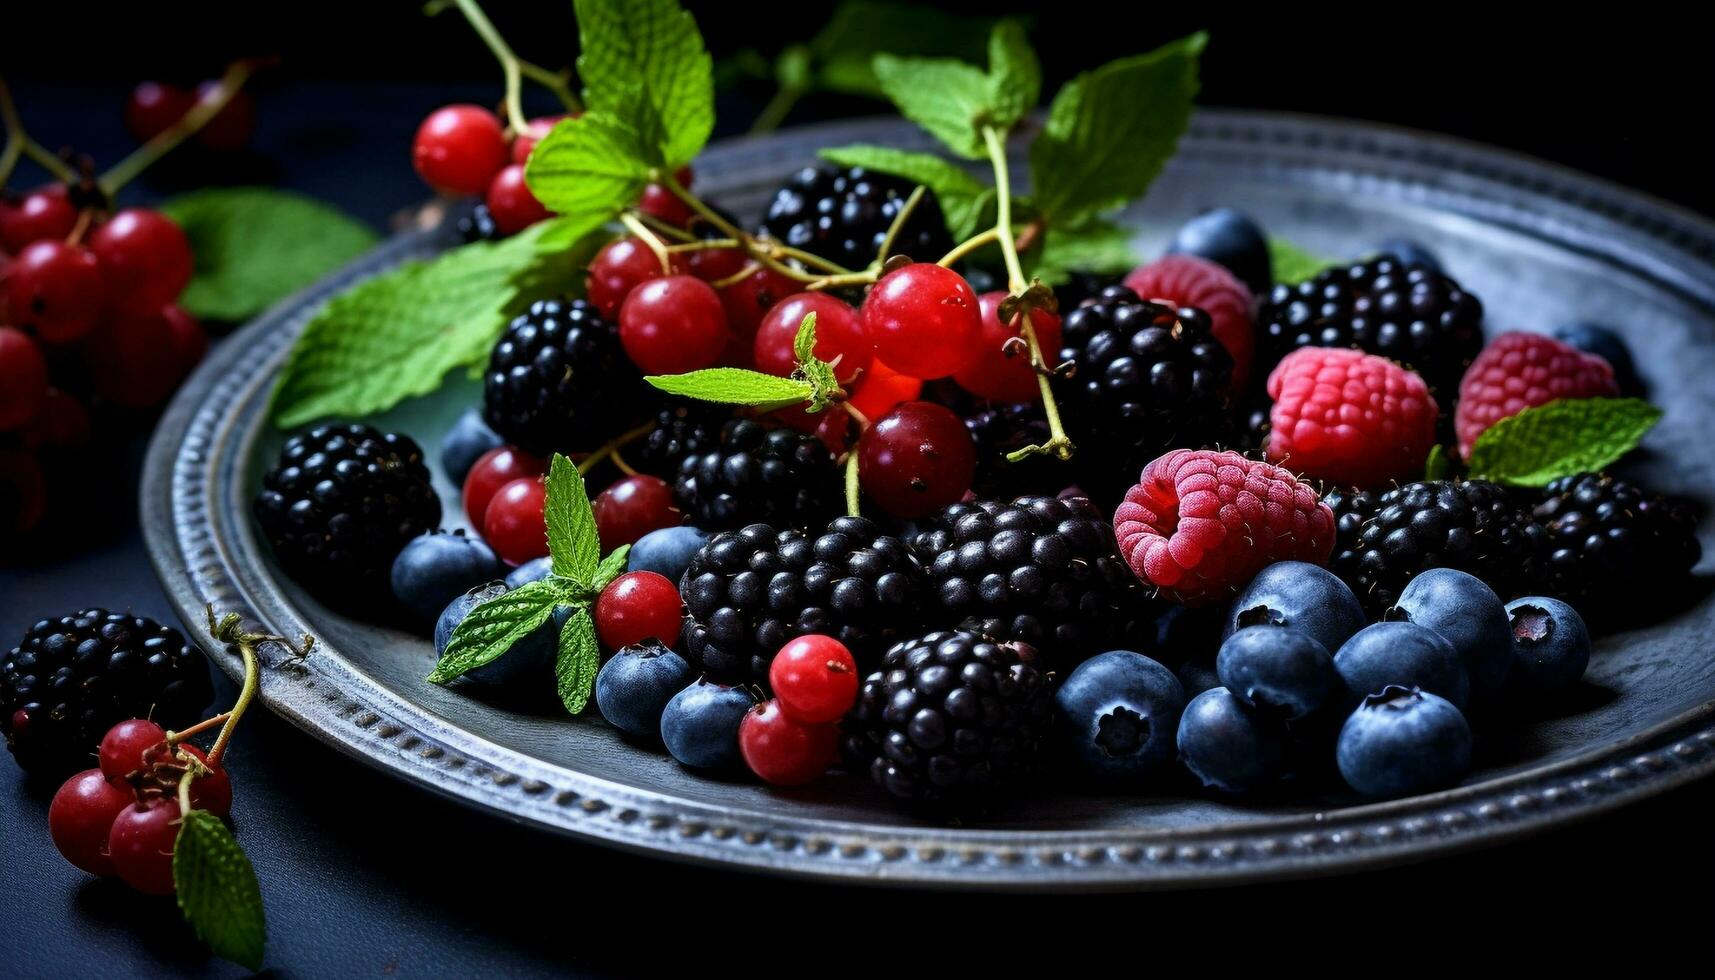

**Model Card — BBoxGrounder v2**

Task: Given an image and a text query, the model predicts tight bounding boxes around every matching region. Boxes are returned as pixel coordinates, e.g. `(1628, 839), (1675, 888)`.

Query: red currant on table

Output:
(955, 291), (1064, 402)
(89, 209), (194, 313)
(595, 571), (684, 651)
(108, 798), (182, 895)
(175, 743), (234, 819)
(484, 476), (549, 565)
(484, 164), (552, 235)
(49, 769), (135, 876)
(412, 104), (509, 196)
(462, 445), (545, 529)
(6, 240), (106, 344)
(618, 274), (731, 375)
(0, 185), (77, 252)
(85, 305), (205, 409)
(0, 326), (49, 430)
(768, 635), (858, 724)
(717, 264), (797, 342)
(738, 700), (839, 786)
(585, 236), (684, 320)
(593, 474), (681, 550)
(125, 81), (196, 142)
(510, 113), (572, 165)
(99, 718), (168, 781)
(192, 81), (256, 151)
(862, 263), (983, 380)
(753, 292), (870, 383)
(857, 400), (977, 518)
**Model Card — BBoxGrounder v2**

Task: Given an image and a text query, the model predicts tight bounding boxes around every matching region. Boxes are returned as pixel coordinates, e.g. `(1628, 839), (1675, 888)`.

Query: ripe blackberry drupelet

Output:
(964, 405), (1066, 500)
(1257, 257), (1483, 402)
(674, 419), (840, 531)
(842, 629), (1053, 804)
(1532, 473), (1702, 614)
(680, 518), (925, 682)
(628, 400), (726, 480)
(2, 610), (213, 776)
(254, 424), (441, 601)
(482, 299), (650, 456)
(910, 495), (1159, 664)
(759, 166), (953, 270)
(457, 203), (500, 243)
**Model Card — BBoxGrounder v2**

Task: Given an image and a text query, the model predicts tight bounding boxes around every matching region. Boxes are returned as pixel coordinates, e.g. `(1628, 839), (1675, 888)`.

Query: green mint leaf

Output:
(545, 454), (599, 584)
(872, 21), (1037, 159)
(1028, 32), (1206, 227)
(1030, 218), (1138, 285)
(984, 21), (1041, 132)
(1465, 397), (1662, 487)
(788, 312), (841, 412)
(555, 609), (601, 714)
(524, 112), (653, 217)
(574, 0), (713, 167)
(645, 368), (813, 410)
(792, 311), (819, 366)
(809, 2), (1004, 99)
(818, 144), (994, 240)
(174, 809), (266, 971)
(1269, 236), (1333, 285)
(1424, 443), (1454, 481)
(593, 545), (631, 592)
(159, 188), (376, 323)
(270, 221), (575, 428)
(428, 579), (565, 684)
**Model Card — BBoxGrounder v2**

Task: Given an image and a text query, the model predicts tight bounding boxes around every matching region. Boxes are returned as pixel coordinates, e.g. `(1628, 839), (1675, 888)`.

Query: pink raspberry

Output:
(1113, 449), (1336, 605)
(1454, 332), (1618, 457)
(1265, 347), (1438, 488)
(1123, 254), (1255, 391)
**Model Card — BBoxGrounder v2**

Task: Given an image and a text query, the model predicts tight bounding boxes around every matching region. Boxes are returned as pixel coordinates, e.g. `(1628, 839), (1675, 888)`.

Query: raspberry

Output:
(1123, 254), (1256, 390)
(1113, 449), (1336, 605)
(1454, 332), (1618, 457)
(1265, 347), (1438, 488)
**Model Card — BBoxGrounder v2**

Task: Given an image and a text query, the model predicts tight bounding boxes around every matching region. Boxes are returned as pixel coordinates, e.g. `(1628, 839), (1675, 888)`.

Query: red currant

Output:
(462, 446), (544, 529)
(485, 164), (552, 235)
(637, 184), (693, 228)
(88, 209), (194, 312)
(847, 360), (921, 421)
(684, 246), (747, 286)
(717, 265), (797, 342)
(585, 237), (684, 320)
(412, 104), (509, 196)
(954, 291), (1064, 402)
(20, 387), (91, 449)
(0, 184), (77, 253)
(768, 635), (858, 724)
(6, 240), (106, 343)
(108, 798), (182, 895)
(593, 474), (681, 550)
(618, 274), (731, 375)
(510, 114), (573, 165)
(49, 769), (134, 876)
(594, 571), (684, 651)
(176, 744), (234, 819)
(0, 450), (47, 536)
(861, 263), (983, 380)
(857, 400), (976, 518)
(125, 81), (195, 142)
(753, 292), (870, 383)
(99, 719), (168, 781)
(483, 476), (549, 565)
(85, 306), (199, 409)
(0, 327), (49, 430)
(738, 700), (838, 786)
(192, 81), (256, 151)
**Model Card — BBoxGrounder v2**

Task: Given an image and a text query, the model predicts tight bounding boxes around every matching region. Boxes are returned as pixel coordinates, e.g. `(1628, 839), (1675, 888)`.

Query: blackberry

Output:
(759, 166), (953, 270)
(1257, 257), (1484, 401)
(910, 495), (1161, 664)
(842, 629), (1052, 804)
(254, 423), (441, 601)
(1532, 473), (1702, 614)
(1327, 480), (1546, 613)
(964, 405), (1066, 500)
(482, 299), (651, 457)
(1052, 271), (1124, 313)
(673, 419), (840, 531)
(456, 203), (500, 243)
(1057, 286), (1235, 502)
(628, 400), (726, 480)
(2, 610), (213, 776)
(680, 517), (926, 682)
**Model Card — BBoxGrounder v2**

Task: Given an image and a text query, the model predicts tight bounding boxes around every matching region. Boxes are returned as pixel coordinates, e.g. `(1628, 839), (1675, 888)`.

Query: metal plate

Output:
(141, 111), (1715, 888)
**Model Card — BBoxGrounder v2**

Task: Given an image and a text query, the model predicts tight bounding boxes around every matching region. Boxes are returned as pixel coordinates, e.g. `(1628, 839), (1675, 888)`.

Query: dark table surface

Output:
(4, 81), (1713, 976)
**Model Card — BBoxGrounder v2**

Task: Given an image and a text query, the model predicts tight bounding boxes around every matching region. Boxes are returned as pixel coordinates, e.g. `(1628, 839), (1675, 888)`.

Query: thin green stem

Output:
(577, 422), (656, 475)
(844, 452), (861, 518)
(453, 0), (528, 133)
(0, 77), (76, 186)
(620, 212), (675, 274)
(166, 712), (232, 745)
(517, 60), (582, 113)
(749, 86), (802, 135)
(665, 237), (741, 253)
(875, 185), (926, 265)
(937, 227), (1001, 268)
(984, 127), (1027, 292)
(99, 60), (258, 195)
(768, 242), (853, 276)
(208, 637), (258, 768)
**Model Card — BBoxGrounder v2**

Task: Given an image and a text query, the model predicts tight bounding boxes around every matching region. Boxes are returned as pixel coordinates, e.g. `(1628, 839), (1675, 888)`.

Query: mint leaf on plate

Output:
(174, 809), (266, 971)
(645, 367), (813, 410)
(819, 145), (994, 240)
(808, 2), (1004, 99)
(872, 20), (1038, 159)
(1031, 218), (1138, 284)
(428, 579), (566, 684)
(1465, 397), (1662, 487)
(544, 454), (600, 585)
(574, 0), (713, 167)
(555, 608), (602, 714)
(524, 112), (655, 218)
(160, 187), (376, 322)
(1269, 236), (1334, 285)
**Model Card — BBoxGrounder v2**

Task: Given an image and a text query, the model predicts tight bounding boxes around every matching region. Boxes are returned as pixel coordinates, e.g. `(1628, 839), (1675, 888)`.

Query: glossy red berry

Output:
(192, 81), (256, 151)
(511, 114), (572, 165)
(955, 291), (1064, 402)
(0, 327), (49, 430)
(717, 264), (798, 343)
(585, 236), (684, 320)
(0, 450), (47, 536)
(88, 209), (194, 313)
(85, 306), (200, 409)
(738, 700), (838, 786)
(6, 240), (105, 343)
(49, 769), (135, 876)
(20, 387), (91, 449)
(175, 744), (233, 819)
(593, 474), (681, 550)
(99, 719), (168, 781)
(595, 571), (684, 651)
(483, 476), (549, 565)
(753, 292), (869, 383)
(862, 263), (983, 380)
(847, 360), (921, 422)
(125, 81), (196, 142)
(413, 104), (509, 196)
(684, 246), (747, 286)
(462, 446), (545, 529)
(0, 185), (78, 253)
(857, 401), (976, 518)
(637, 183), (693, 228)
(768, 635), (858, 724)
(618, 274), (731, 375)
(109, 798), (183, 895)
(485, 164), (552, 235)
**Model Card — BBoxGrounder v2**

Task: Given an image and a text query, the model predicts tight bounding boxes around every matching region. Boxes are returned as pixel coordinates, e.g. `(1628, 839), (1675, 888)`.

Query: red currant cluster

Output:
(739, 635), (858, 786)
(125, 79), (255, 151)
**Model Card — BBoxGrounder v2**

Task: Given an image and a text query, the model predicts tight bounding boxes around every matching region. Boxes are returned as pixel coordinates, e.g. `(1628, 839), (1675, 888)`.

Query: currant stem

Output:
(937, 227), (1001, 268)
(0, 76), (78, 186)
(620, 212), (674, 275)
(166, 712), (232, 746)
(208, 632), (259, 768)
(844, 452), (861, 518)
(750, 87), (802, 135)
(517, 60), (582, 113)
(654, 168), (852, 284)
(99, 59), (261, 195)
(451, 0), (529, 133)
(577, 421), (656, 475)
(875, 185), (926, 266)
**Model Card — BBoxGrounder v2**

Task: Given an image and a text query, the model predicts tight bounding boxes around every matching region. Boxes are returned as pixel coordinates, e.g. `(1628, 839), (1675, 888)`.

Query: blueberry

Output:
(440, 408), (504, 487)
(1505, 596), (1591, 696)
(1216, 625), (1336, 720)
(1371, 237), (1442, 273)
(1336, 686), (1472, 797)
(1222, 561), (1365, 654)
(1552, 321), (1642, 394)
(1175, 656), (1222, 700)
(660, 679), (754, 770)
(1334, 621), (1469, 708)
(1389, 568), (1511, 703)
(1166, 208), (1271, 295)
(628, 525), (710, 586)
(434, 583), (563, 691)
(505, 556), (554, 589)
(1055, 650), (1186, 785)
(1177, 687), (1288, 794)
(594, 639), (695, 739)
(391, 531), (506, 628)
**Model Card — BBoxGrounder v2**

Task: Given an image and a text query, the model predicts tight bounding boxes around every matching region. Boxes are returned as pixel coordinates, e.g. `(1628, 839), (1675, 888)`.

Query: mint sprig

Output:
(645, 312), (842, 413)
(555, 609), (602, 714)
(574, 0), (713, 168)
(1464, 397), (1662, 487)
(800, 2), (1006, 101)
(174, 808), (267, 971)
(872, 20), (1039, 159)
(545, 453), (599, 583)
